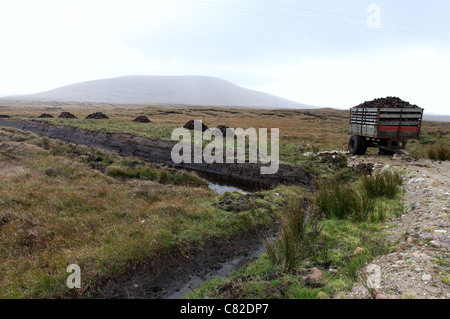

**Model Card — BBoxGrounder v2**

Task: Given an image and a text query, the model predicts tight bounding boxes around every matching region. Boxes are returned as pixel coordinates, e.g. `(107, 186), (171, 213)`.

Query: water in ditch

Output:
(207, 182), (250, 194)
(161, 177), (274, 299)
(164, 235), (277, 299)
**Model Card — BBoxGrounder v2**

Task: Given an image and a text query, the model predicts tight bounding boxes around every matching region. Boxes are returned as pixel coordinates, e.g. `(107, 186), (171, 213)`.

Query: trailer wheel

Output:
(360, 136), (368, 155)
(348, 135), (362, 155)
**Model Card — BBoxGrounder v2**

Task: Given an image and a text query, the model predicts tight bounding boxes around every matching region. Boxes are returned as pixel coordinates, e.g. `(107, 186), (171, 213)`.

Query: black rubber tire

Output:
(360, 136), (368, 155)
(349, 135), (362, 155)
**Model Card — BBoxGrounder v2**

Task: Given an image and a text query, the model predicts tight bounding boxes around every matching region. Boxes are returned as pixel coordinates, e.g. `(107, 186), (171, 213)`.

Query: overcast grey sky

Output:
(1, 0), (449, 114)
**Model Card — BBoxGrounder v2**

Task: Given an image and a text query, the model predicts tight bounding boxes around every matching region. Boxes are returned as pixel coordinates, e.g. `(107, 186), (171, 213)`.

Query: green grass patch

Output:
(361, 171), (403, 198)
(188, 171), (403, 299)
(314, 171), (403, 221)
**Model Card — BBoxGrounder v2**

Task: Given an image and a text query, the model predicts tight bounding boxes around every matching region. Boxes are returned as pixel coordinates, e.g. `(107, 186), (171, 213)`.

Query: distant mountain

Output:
(14, 75), (315, 109)
(423, 114), (450, 122)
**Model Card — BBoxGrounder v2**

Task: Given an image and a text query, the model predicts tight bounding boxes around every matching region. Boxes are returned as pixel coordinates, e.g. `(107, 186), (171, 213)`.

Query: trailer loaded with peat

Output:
(349, 97), (424, 155)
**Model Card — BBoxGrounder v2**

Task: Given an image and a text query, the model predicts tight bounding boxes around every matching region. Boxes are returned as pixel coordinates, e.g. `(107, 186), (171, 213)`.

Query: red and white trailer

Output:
(348, 106), (424, 155)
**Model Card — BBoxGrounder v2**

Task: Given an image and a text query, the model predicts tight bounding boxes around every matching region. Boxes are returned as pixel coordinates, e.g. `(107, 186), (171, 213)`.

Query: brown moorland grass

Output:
(1, 101), (448, 163)
(0, 101), (449, 299)
(0, 128), (280, 298)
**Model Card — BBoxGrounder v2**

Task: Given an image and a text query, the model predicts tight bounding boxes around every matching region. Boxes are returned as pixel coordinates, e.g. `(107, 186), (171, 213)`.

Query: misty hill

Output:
(423, 114), (450, 122)
(16, 75), (314, 108)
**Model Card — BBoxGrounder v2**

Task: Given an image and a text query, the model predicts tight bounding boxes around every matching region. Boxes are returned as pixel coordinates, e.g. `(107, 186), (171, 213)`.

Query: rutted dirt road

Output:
(340, 155), (449, 299)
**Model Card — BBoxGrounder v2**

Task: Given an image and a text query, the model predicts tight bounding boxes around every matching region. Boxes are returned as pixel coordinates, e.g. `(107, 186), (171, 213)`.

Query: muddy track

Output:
(91, 224), (278, 299)
(0, 119), (313, 189)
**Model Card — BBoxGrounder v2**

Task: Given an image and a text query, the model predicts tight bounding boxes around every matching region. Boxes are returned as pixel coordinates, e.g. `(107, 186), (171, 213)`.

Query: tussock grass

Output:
(314, 178), (373, 221)
(265, 198), (324, 272)
(314, 171), (403, 221)
(361, 171), (403, 198)
(427, 144), (450, 161)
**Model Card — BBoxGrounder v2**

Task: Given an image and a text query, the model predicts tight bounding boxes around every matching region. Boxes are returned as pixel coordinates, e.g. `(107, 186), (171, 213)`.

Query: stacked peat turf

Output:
(58, 112), (77, 119)
(133, 115), (151, 123)
(355, 96), (419, 109)
(183, 120), (209, 131)
(85, 112), (109, 119)
(216, 125), (230, 134)
(0, 115), (10, 118)
(38, 113), (54, 118)
(216, 125), (236, 137)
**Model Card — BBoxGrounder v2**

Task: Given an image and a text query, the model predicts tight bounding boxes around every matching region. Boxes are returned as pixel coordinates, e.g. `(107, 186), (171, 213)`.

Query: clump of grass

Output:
(43, 167), (74, 178)
(314, 178), (373, 221)
(314, 171), (402, 221)
(367, 207), (386, 223)
(157, 169), (172, 184)
(105, 165), (140, 179)
(361, 171), (403, 199)
(265, 198), (324, 272)
(427, 144), (450, 161)
(138, 166), (159, 180)
(420, 133), (437, 145)
(176, 171), (208, 186)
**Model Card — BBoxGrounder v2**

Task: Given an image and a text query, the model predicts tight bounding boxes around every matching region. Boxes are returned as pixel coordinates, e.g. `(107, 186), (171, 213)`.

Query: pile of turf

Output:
(58, 112), (77, 119)
(133, 115), (151, 123)
(85, 112), (109, 119)
(355, 97), (419, 109)
(183, 120), (209, 131)
(38, 113), (54, 118)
